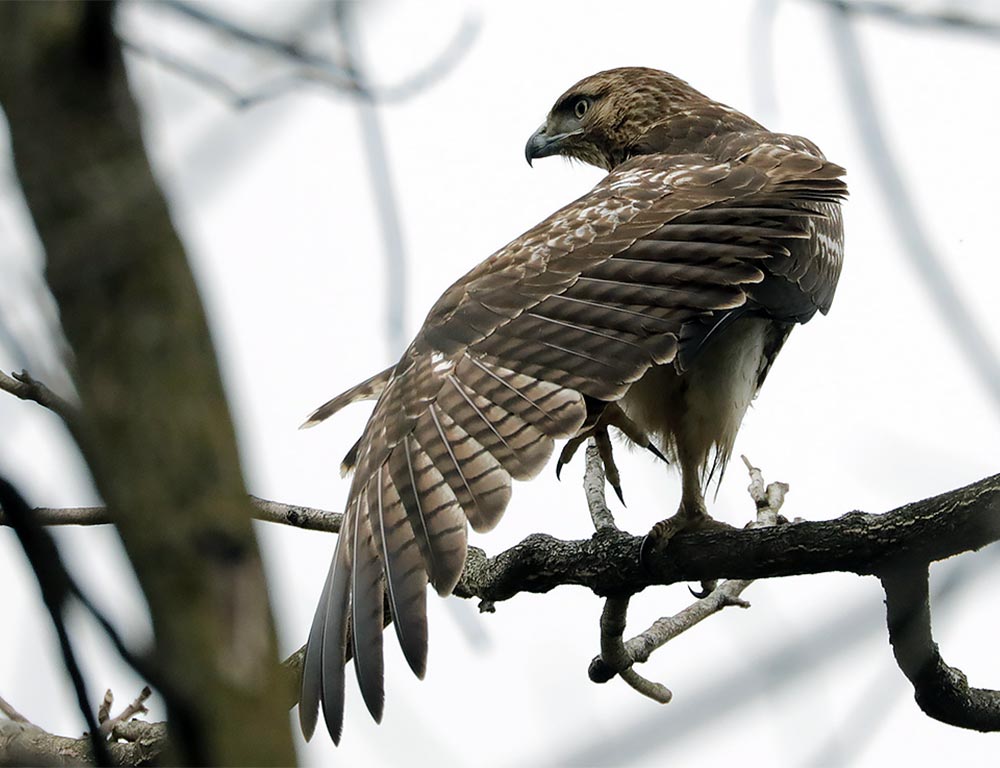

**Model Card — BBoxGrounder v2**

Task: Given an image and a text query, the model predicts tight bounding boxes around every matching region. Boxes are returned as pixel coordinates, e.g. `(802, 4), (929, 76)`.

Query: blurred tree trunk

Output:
(0, 2), (296, 764)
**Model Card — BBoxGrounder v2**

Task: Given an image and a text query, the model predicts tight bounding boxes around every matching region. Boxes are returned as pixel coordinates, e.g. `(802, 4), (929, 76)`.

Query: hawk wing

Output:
(300, 144), (846, 741)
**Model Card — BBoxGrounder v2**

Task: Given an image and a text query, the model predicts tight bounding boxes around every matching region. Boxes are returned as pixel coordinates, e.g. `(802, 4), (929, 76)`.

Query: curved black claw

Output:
(593, 428), (625, 506)
(644, 441), (668, 464)
(556, 437), (584, 481)
(611, 483), (625, 506)
(639, 516), (684, 572)
(688, 580), (718, 599)
(639, 534), (658, 573)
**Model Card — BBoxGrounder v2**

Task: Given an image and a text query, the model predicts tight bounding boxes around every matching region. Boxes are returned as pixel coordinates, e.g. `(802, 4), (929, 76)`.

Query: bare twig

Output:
(99, 687), (152, 737)
(880, 564), (1000, 730)
(599, 595), (673, 703)
(0, 694), (29, 723)
(247, 496), (342, 532)
(584, 441), (618, 532)
(589, 459), (787, 696)
(0, 368), (76, 424)
(96, 690), (113, 725)
(0, 496), (342, 533)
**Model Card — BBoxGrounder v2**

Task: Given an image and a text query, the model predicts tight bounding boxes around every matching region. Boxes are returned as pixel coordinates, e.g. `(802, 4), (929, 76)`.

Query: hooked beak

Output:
(525, 123), (578, 166)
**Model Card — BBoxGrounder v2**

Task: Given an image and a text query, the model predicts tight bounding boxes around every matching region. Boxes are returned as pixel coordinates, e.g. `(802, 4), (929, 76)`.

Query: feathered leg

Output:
(639, 441), (732, 568)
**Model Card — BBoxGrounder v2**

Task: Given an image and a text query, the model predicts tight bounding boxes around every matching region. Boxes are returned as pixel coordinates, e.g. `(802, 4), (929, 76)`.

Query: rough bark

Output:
(0, 3), (294, 763)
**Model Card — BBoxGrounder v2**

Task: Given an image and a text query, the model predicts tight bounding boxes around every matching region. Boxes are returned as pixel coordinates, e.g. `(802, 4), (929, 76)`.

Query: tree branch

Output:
(880, 565), (1000, 730)
(0, 718), (167, 767)
(8, 473), (1000, 601)
(0, 369), (78, 428)
(452, 471), (1000, 604)
(0, 477), (112, 766)
(0, 496), (342, 532)
(0, 3), (295, 762)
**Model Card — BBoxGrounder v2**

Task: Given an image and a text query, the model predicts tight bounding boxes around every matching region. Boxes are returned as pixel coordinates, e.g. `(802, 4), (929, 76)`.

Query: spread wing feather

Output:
(300, 144), (846, 741)
(301, 365), (395, 429)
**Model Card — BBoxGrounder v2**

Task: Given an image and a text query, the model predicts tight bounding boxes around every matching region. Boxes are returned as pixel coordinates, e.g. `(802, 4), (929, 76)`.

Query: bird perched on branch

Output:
(299, 66), (846, 743)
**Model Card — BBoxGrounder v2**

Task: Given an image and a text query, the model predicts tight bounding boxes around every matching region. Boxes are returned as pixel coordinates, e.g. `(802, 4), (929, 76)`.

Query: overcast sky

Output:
(2, 1), (1000, 765)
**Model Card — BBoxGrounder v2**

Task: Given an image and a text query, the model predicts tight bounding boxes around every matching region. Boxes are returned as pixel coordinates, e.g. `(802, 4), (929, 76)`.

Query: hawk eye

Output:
(574, 98), (590, 119)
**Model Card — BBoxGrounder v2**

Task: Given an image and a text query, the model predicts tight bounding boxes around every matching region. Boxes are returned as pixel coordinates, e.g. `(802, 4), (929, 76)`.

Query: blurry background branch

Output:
(803, 0), (1000, 39)
(123, 0), (478, 362)
(825, 2), (1000, 414)
(0, 2), (294, 763)
(151, 0), (479, 104)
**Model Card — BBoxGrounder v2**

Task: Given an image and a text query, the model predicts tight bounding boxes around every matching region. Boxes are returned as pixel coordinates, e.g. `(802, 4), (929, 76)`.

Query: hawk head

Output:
(525, 66), (760, 171)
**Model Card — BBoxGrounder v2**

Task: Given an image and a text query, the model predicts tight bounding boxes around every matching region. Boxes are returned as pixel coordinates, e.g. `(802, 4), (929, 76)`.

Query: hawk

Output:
(299, 66), (845, 743)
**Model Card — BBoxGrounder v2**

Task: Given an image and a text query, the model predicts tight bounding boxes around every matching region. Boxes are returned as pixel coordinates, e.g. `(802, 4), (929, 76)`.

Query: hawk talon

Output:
(689, 580), (718, 599)
(555, 436), (585, 481)
(593, 429), (625, 506)
(639, 515), (685, 570)
(644, 441), (669, 465)
(556, 425), (626, 505)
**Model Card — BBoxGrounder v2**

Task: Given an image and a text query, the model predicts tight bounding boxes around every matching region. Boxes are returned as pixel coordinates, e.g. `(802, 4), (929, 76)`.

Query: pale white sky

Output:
(2, 1), (1000, 765)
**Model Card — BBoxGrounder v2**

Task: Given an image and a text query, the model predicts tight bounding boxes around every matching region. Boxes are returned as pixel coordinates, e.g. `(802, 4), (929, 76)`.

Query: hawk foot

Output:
(639, 512), (735, 570)
(557, 427), (625, 503)
(555, 403), (667, 505)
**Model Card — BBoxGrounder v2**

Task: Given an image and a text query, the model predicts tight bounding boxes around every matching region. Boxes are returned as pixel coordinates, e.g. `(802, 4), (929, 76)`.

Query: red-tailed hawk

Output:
(299, 66), (846, 743)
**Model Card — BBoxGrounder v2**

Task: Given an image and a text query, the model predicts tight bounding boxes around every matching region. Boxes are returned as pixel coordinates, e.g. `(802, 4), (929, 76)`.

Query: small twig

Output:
(248, 496), (342, 533)
(0, 368), (77, 424)
(590, 458), (789, 698)
(0, 693), (30, 723)
(99, 686), (152, 737)
(599, 596), (673, 703)
(590, 580), (753, 685)
(0, 496), (343, 533)
(584, 441), (618, 532)
(96, 690), (113, 725)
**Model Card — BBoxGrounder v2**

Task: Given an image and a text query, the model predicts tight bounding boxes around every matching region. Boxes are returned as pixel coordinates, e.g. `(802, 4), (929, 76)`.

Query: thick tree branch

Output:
(588, 457), (783, 699)
(0, 686), (164, 767)
(880, 565), (1000, 730)
(456, 471), (1000, 603)
(0, 719), (167, 767)
(9, 473), (1000, 601)
(0, 3), (294, 763)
